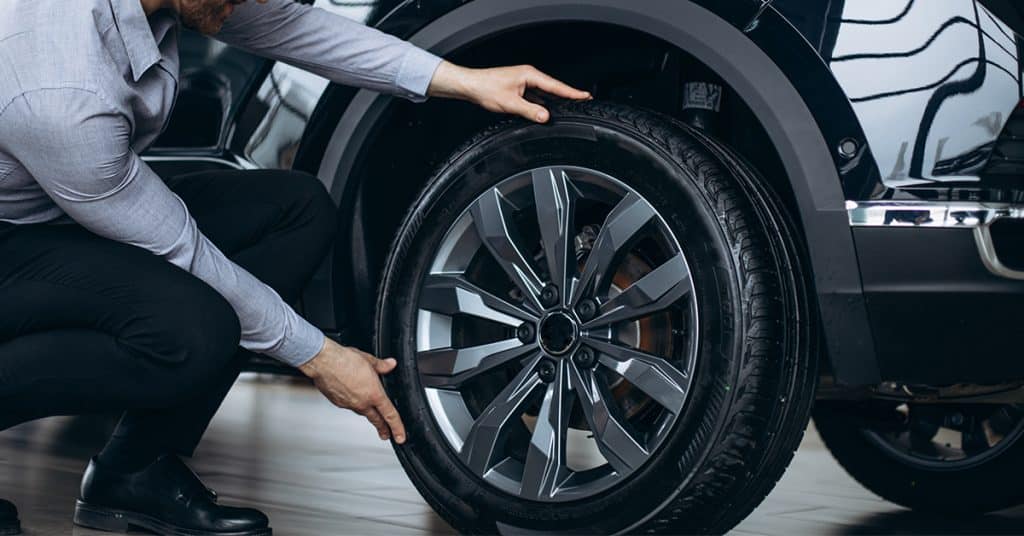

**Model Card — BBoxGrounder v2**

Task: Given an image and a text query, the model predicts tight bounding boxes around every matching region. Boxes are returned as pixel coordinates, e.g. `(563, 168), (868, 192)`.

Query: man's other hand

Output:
(299, 338), (406, 444)
(428, 61), (592, 123)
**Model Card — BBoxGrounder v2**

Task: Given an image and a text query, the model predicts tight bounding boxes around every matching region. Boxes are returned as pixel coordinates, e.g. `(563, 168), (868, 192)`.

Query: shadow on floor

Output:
(835, 509), (1024, 535)
(5, 379), (1024, 535)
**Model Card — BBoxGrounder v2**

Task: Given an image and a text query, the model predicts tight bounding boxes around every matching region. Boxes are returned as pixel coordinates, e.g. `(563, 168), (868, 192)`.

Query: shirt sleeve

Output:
(214, 0), (443, 102)
(0, 88), (325, 367)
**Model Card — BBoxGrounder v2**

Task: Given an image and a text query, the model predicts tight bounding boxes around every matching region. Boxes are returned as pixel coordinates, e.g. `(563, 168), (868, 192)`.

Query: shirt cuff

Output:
(395, 45), (444, 103)
(274, 314), (326, 368)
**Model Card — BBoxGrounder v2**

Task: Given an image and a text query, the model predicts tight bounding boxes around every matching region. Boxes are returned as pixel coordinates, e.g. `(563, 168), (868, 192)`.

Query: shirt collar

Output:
(109, 0), (162, 82)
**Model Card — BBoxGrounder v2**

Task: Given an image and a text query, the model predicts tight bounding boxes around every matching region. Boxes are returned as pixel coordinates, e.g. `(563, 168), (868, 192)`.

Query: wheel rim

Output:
(414, 165), (699, 502)
(862, 403), (1024, 470)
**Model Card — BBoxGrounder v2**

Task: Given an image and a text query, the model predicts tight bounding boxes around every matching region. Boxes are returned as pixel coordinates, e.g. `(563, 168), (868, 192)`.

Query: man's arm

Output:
(2, 86), (407, 442)
(213, 0), (591, 119)
(1, 87), (323, 366)
(214, 0), (442, 102)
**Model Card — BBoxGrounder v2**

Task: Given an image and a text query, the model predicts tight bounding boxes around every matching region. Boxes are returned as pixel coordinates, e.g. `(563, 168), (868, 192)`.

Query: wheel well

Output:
(362, 23), (798, 243)
(312, 1), (880, 388)
(325, 22), (803, 349)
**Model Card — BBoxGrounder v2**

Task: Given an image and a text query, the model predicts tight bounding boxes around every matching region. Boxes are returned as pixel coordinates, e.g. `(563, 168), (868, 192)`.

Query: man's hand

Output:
(299, 338), (406, 444)
(428, 61), (592, 123)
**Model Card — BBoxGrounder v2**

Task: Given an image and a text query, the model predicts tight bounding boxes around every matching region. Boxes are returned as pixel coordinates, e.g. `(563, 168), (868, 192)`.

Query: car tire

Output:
(815, 401), (1024, 515)
(375, 101), (817, 534)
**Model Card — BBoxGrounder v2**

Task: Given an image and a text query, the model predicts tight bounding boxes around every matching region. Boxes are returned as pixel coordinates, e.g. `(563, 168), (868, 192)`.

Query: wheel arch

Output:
(310, 0), (881, 385)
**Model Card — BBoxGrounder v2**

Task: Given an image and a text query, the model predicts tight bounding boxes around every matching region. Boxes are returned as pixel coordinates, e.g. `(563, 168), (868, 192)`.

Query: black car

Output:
(146, 0), (1024, 533)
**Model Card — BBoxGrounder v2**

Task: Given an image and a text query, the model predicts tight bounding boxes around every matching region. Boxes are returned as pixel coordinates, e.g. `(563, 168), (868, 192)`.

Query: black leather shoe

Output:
(74, 455), (270, 535)
(0, 498), (19, 535)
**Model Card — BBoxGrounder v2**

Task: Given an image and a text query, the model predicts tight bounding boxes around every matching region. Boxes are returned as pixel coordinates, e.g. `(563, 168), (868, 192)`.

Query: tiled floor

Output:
(3, 376), (1024, 535)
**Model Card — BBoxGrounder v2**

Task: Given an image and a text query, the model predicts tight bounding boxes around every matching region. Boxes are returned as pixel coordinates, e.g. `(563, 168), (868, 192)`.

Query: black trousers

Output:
(0, 169), (335, 456)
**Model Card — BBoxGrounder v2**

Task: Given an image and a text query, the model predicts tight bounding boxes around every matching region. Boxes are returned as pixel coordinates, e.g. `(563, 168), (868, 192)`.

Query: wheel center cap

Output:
(539, 311), (579, 356)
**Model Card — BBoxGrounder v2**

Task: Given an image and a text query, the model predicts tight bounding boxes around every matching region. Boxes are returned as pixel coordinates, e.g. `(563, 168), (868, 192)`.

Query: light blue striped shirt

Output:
(0, 0), (443, 366)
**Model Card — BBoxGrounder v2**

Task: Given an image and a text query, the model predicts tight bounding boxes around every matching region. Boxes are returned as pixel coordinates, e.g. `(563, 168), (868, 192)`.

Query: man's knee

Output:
(127, 277), (240, 373)
(284, 172), (337, 243)
(134, 282), (240, 406)
(180, 283), (241, 369)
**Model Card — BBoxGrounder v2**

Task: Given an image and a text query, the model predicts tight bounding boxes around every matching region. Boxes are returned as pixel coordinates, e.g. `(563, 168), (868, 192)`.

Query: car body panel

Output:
(776, 0), (1023, 194)
(147, 0), (1024, 386)
(311, 0), (881, 384)
(153, 0), (1024, 199)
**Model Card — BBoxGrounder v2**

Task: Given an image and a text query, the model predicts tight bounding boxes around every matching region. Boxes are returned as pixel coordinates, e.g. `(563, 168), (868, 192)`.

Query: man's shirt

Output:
(0, 0), (442, 366)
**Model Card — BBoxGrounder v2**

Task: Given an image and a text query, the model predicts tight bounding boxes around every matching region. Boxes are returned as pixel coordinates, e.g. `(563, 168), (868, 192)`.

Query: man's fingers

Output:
(511, 66), (591, 122)
(526, 68), (591, 100)
(374, 357), (397, 374)
(359, 352), (397, 374)
(361, 407), (391, 440)
(509, 99), (551, 124)
(375, 395), (407, 444)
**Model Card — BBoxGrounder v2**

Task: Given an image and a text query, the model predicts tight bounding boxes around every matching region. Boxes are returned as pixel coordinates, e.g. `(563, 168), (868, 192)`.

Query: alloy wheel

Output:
(414, 165), (699, 502)
(864, 403), (1024, 470)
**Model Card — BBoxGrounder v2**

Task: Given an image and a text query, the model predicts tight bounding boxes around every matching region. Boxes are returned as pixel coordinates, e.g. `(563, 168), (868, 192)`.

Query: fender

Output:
(312, 0), (882, 385)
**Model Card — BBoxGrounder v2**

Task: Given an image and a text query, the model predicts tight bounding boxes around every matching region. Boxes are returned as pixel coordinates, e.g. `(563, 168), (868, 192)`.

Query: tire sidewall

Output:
(814, 403), (1024, 514)
(377, 116), (762, 533)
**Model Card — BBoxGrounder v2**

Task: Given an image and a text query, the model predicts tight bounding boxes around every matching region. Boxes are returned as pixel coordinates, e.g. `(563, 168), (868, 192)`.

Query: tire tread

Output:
(376, 100), (818, 534)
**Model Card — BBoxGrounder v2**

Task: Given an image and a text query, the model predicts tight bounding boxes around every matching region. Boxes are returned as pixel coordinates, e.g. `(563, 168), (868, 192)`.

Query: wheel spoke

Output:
(583, 254), (690, 329)
(568, 364), (648, 474)
(571, 193), (656, 305)
(419, 339), (538, 389)
(532, 168), (577, 303)
(460, 355), (545, 476)
(421, 273), (538, 326)
(585, 338), (688, 414)
(471, 188), (545, 311)
(422, 166), (700, 501)
(520, 360), (574, 499)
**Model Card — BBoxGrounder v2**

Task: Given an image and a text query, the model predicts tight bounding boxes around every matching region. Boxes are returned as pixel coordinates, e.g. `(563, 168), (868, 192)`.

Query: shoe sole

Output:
(74, 500), (271, 536)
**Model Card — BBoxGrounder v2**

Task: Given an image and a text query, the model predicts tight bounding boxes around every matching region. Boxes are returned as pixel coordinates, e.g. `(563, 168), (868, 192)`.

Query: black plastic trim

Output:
(855, 226), (1024, 384)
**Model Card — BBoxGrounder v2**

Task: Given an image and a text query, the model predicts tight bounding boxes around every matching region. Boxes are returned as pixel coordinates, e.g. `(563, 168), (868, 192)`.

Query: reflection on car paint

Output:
(242, 1), (378, 169)
(828, 0), (1021, 188)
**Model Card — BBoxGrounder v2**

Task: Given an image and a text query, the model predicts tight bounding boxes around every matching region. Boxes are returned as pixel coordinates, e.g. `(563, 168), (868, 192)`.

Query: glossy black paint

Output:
(164, 0), (1023, 204)
(767, 0), (885, 199)
(149, 0), (1024, 386)
(981, 0), (1024, 35)
(151, 29), (270, 153)
(839, 2), (1020, 197)
(306, 0), (880, 384)
(298, 0), (883, 199)
(303, 0), (880, 385)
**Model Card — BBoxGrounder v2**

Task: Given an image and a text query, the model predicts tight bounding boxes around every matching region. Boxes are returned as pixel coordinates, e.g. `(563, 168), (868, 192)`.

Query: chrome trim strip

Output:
(846, 200), (1024, 228)
(847, 200), (1024, 280)
(975, 225), (1024, 281)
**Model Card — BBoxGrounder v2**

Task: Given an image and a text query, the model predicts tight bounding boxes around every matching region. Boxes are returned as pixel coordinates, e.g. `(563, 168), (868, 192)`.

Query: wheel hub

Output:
(538, 311), (579, 356)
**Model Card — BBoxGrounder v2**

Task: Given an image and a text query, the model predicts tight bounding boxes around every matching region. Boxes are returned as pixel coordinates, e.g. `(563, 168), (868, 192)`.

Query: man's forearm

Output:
(215, 0), (442, 102)
(0, 88), (326, 367)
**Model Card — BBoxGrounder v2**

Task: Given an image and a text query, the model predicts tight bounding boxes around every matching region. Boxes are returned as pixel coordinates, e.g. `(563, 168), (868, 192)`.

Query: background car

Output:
(146, 0), (1024, 533)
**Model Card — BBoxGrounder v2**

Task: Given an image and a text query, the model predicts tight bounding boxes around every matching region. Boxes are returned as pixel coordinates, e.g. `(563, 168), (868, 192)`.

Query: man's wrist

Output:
(428, 61), (474, 102)
(298, 336), (331, 379)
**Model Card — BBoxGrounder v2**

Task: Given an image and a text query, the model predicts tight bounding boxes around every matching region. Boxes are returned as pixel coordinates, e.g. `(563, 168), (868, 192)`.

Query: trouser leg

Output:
(103, 169), (337, 458)
(0, 225), (242, 437)
(0, 169), (335, 464)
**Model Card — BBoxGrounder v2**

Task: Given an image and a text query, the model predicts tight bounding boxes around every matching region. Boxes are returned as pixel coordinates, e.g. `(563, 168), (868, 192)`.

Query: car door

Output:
(143, 0), (389, 178)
